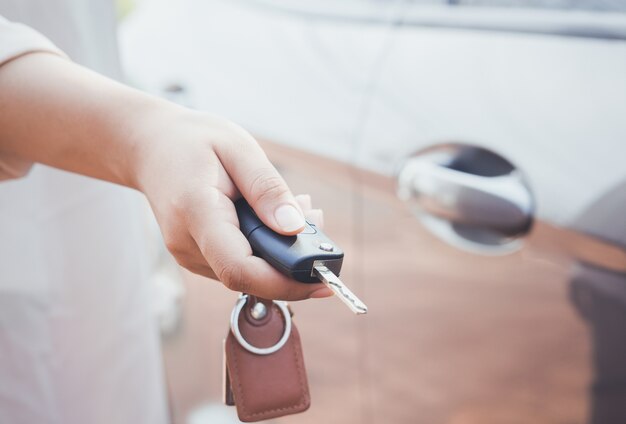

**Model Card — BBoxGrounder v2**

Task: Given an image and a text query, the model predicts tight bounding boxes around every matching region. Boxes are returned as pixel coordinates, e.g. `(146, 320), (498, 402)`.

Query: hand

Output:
(0, 53), (330, 300)
(134, 110), (332, 301)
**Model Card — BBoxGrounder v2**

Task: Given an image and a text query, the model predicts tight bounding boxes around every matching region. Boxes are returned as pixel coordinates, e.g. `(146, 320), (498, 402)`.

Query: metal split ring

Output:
(230, 294), (292, 355)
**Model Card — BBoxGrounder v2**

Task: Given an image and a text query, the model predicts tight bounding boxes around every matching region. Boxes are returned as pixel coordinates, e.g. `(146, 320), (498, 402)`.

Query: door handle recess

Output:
(398, 160), (532, 236)
(397, 144), (535, 252)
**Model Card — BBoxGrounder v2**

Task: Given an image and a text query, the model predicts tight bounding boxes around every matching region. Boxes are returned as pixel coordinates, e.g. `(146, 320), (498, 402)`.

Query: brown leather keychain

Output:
(223, 294), (310, 422)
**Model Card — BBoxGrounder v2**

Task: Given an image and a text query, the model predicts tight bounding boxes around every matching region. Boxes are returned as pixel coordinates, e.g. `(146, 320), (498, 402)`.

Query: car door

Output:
(119, 1), (626, 423)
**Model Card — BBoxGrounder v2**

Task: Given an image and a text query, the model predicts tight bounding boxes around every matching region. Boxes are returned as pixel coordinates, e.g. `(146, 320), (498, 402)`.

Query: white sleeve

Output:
(0, 15), (65, 65)
(0, 15), (67, 181)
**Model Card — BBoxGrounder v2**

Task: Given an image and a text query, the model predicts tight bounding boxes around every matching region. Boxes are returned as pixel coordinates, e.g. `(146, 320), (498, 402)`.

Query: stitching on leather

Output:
(229, 304), (309, 420)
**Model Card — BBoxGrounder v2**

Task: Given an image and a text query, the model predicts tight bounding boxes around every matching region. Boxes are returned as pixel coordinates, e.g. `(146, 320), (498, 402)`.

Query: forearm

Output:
(0, 52), (181, 188)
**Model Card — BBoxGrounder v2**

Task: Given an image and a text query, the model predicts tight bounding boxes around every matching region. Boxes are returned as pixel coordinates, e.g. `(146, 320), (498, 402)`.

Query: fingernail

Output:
(309, 287), (334, 298)
(274, 204), (305, 232)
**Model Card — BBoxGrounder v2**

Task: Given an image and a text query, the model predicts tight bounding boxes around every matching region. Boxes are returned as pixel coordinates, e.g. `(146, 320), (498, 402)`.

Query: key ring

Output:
(230, 294), (292, 355)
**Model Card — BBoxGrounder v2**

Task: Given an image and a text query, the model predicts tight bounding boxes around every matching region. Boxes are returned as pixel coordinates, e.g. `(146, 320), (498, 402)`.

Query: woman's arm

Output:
(0, 52), (331, 300)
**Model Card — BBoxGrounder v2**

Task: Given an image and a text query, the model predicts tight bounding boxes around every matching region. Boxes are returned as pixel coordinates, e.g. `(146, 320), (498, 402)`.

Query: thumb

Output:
(214, 130), (305, 235)
(245, 169), (306, 235)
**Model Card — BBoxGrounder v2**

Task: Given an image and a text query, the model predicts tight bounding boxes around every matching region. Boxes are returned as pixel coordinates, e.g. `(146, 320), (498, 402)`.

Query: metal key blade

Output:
(313, 264), (368, 314)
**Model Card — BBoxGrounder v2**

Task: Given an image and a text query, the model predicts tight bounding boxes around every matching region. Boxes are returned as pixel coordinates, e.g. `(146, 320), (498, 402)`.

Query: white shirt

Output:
(0, 2), (168, 423)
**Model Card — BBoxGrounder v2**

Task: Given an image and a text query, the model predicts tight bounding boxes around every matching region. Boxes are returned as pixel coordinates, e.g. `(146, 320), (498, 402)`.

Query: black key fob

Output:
(235, 198), (343, 283)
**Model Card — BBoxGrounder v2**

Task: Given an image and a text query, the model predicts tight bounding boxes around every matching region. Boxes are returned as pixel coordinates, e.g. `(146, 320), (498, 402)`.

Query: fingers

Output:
(295, 194), (312, 211)
(166, 185), (331, 299)
(168, 192), (324, 287)
(184, 263), (219, 280)
(187, 187), (331, 300)
(212, 127), (305, 235)
(296, 193), (324, 228)
(161, 227), (219, 279)
(305, 209), (324, 228)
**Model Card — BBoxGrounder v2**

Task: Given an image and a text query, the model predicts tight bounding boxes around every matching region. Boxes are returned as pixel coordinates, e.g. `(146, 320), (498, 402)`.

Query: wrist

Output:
(110, 91), (187, 190)
(127, 103), (210, 193)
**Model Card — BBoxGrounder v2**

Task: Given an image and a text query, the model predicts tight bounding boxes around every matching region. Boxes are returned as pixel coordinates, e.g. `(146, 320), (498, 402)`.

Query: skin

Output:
(0, 52), (332, 301)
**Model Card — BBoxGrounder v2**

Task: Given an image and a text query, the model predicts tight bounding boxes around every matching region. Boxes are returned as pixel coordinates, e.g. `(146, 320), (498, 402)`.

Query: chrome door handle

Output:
(397, 144), (534, 242)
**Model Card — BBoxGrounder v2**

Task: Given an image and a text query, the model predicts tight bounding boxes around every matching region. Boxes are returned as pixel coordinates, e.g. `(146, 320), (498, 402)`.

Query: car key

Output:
(235, 198), (367, 314)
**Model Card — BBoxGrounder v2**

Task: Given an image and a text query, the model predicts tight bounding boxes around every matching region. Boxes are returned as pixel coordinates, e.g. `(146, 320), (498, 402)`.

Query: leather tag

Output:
(224, 298), (310, 422)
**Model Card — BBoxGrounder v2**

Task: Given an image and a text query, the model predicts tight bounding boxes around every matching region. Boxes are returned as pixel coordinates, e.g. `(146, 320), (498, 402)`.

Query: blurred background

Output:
(115, 1), (626, 423)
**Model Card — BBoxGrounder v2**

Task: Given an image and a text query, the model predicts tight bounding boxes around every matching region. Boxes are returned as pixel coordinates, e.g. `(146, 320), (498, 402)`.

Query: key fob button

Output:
(318, 242), (334, 252)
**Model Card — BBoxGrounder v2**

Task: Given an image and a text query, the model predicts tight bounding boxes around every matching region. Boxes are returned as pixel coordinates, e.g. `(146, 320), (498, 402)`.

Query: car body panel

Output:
(163, 141), (597, 423)
(118, 2), (626, 422)
(119, 0), (626, 233)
